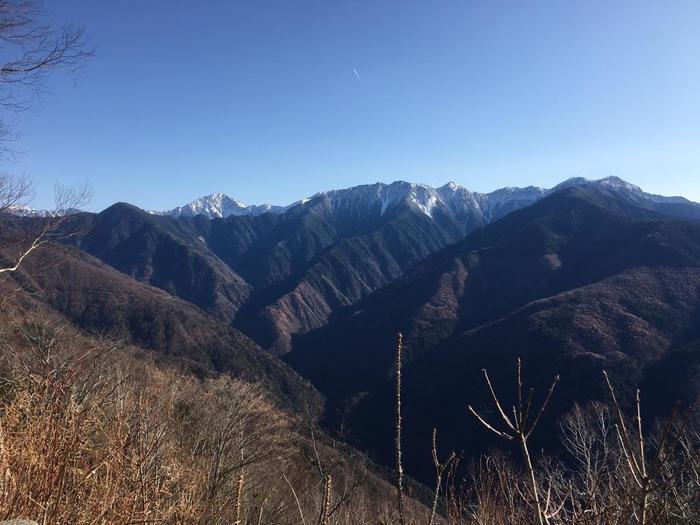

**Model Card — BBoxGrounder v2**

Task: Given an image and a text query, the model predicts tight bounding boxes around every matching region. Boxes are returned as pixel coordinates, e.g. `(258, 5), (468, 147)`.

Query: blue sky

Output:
(8, 0), (700, 211)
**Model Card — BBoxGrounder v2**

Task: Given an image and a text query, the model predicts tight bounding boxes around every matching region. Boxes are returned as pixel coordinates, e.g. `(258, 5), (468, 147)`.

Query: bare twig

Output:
(283, 472), (307, 525)
(428, 428), (455, 525)
(468, 358), (560, 525)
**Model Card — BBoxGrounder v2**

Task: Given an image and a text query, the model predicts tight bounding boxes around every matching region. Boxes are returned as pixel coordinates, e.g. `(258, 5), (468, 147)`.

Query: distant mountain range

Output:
(9, 205), (83, 217)
(27, 177), (693, 356)
(4, 175), (700, 486)
(285, 184), (700, 480)
(77, 176), (699, 353)
(158, 176), (700, 222)
(13, 177), (700, 224)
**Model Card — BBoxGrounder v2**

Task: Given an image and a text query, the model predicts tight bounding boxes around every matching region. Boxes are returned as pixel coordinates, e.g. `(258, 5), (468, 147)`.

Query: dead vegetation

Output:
(0, 312), (426, 524)
(0, 313), (697, 524)
(455, 359), (700, 525)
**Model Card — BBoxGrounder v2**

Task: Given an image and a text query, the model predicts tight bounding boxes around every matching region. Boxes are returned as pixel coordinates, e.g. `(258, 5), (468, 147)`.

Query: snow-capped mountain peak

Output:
(161, 193), (287, 219)
(552, 176), (691, 205)
(156, 176), (699, 225)
(598, 175), (642, 192)
(440, 181), (461, 191)
(297, 180), (541, 225)
(168, 193), (245, 219)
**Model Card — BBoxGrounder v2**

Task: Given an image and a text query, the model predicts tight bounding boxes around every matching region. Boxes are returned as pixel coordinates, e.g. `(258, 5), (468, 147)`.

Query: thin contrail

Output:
(353, 67), (361, 81)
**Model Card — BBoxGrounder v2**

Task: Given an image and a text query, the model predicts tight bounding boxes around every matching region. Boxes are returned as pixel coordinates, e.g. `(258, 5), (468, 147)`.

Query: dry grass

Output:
(0, 315), (697, 524)
(0, 314), (428, 524)
(0, 314), (289, 523)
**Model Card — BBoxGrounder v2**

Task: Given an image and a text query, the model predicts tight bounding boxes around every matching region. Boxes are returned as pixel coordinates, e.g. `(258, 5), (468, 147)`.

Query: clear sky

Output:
(8, 0), (700, 211)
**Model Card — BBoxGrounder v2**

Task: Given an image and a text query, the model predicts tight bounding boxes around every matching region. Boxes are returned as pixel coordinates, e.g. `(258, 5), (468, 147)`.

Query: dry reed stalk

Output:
(233, 469), (244, 525)
(319, 474), (332, 525)
(394, 332), (406, 525)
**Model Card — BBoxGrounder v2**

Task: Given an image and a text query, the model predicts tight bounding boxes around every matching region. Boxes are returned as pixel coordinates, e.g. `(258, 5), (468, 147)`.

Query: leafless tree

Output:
(0, 0), (93, 157)
(0, 2), (92, 276)
(0, 171), (31, 212)
(603, 371), (700, 524)
(0, 179), (90, 275)
(468, 358), (561, 525)
(559, 402), (623, 524)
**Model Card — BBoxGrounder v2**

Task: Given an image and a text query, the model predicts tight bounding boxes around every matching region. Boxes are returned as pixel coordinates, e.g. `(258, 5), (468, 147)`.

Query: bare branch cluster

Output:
(454, 363), (700, 525)
(0, 171), (31, 213)
(0, 177), (91, 275)
(468, 358), (561, 524)
(0, 0), (93, 156)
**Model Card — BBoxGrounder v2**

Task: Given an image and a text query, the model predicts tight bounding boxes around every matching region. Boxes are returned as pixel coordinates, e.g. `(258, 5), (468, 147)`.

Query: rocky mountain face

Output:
(4, 176), (700, 487)
(77, 193), (460, 352)
(69, 177), (700, 354)
(285, 185), (700, 482)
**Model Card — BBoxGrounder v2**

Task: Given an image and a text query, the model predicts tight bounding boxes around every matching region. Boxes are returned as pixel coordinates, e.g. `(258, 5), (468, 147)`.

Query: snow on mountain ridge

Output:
(6, 205), (83, 217)
(10, 176), (694, 220)
(155, 177), (698, 222)
(553, 176), (692, 205)
(160, 193), (288, 219)
(294, 180), (544, 230)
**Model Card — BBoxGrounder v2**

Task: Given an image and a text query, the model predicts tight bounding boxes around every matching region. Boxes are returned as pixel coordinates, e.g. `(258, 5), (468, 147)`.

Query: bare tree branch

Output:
(468, 358), (560, 525)
(0, 0), (93, 157)
(0, 180), (91, 274)
(0, 171), (32, 213)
